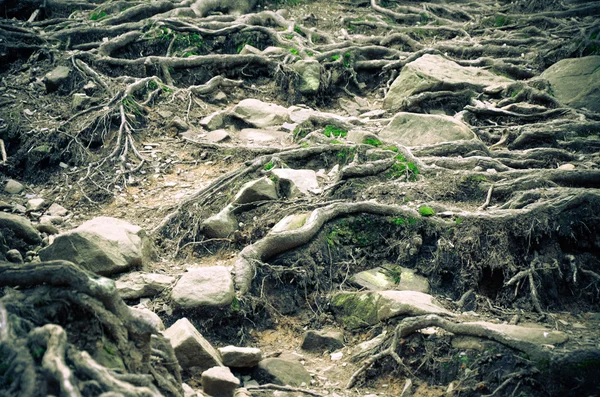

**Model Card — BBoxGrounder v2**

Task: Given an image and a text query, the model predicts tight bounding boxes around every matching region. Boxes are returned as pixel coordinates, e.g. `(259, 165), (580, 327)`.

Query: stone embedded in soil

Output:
(540, 55), (600, 113)
(38, 216), (153, 276)
(171, 266), (235, 309)
(352, 266), (430, 293)
(233, 177), (279, 205)
(201, 206), (238, 238)
(0, 213), (42, 244)
(116, 272), (175, 299)
(71, 93), (90, 111)
(253, 357), (312, 387)
(380, 112), (476, 146)
(206, 129), (231, 143)
(331, 290), (453, 329)
(201, 366), (240, 397)
(237, 128), (291, 145)
(218, 346), (262, 368)
(36, 223), (59, 235)
(43, 65), (71, 93)
(163, 318), (223, 371)
(383, 53), (512, 111)
(27, 198), (45, 211)
(231, 99), (290, 129)
(293, 60), (321, 95)
(301, 329), (345, 352)
(47, 203), (68, 216)
(129, 306), (165, 331)
(271, 169), (319, 197)
(6, 249), (23, 263)
(200, 111), (226, 131)
(4, 179), (24, 194)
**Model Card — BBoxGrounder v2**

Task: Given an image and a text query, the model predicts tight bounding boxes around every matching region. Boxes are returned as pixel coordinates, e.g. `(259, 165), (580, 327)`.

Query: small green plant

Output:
(363, 137), (382, 147)
(386, 154), (419, 181)
(323, 125), (347, 138)
(331, 54), (341, 61)
(89, 11), (107, 20)
(390, 217), (406, 226)
(31, 347), (46, 359)
(284, 34), (294, 40)
(269, 175), (278, 183)
(294, 25), (302, 34)
(147, 80), (158, 90)
(160, 83), (173, 93)
(382, 145), (399, 152)
(264, 161), (274, 171)
(382, 265), (402, 284)
(289, 48), (299, 55)
(420, 12), (429, 24)
(455, 217), (463, 225)
(418, 206), (435, 217)
(306, 50), (314, 56)
(343, 52), (352, 67)
(301, 142), (310, 148)
(293, 126), (309, 140)
(231, 296), (240, 311)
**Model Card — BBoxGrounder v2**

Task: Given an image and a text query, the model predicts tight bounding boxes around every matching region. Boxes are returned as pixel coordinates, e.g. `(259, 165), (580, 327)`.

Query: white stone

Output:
(171, 266), (235, 309)
(27, 198), (45, 211)
(163, 318), (222, 371)
(271, 169), (319, 197)
(218, 346), (262, 368)
(201, 366), (240, 397)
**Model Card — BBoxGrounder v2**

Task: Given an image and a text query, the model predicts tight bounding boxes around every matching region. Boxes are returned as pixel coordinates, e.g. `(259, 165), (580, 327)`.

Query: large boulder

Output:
(383, 54), (512, 111)
(38, 217), (153, 276)
(540, 55), (600, 113)
(171, 266), (235, 309)
(231, 99), (290, 128)
(379, 112), (477, 146)
(163, 318), (223, 371)
(0, 213), (42, 245)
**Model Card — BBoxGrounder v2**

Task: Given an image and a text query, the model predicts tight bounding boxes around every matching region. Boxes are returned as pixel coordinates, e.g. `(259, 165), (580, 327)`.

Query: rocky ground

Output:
(1, 0), (600, 396)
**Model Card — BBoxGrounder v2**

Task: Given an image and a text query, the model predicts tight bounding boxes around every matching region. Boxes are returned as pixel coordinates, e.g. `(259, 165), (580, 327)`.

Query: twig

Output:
(478, 184), (494, 211)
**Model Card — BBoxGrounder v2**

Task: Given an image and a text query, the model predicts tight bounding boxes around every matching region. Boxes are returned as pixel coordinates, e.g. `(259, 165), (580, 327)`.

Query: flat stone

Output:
(238, 128), (290, 145)
(44, 66), (71, 93)
(163, 318), (223, 371)
(201, 366), (240, 397)
(301, 329), (345, 352)
(27, 198), (45, 211)
(171, 266), (235, 309)
(254, 357), (312, 387)
(540, 55), (600, 113)
(4, 179), (24, 194)
(218, 346), (262, 368)
(384, 54), (511, 111)
(271, 169), (319, 197)
(202, 206), (237, 238)
(116, 272), (175, 299)
(380, 112), (476, 146)
(47, 203), (68, 216)
(331, 290), (452, 329)
(206, 129), (231, 143)
(38, 217), (153, 276)
(352, 266), (429, 293)
(231, 99), (290, 129)
(129, 306), (165, 331)
(233, 177), (278, 205)
(200, 111), (225, 131)
(0, 213), (41, 244)
(239, 44), (261, 55)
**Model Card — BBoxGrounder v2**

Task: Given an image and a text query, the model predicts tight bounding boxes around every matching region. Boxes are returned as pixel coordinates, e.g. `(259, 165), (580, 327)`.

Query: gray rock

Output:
(218, 346), (262, 368)
(0, 213), (42, 244)
(171, 266), (235, 309)
(238, 128), (290, 145)
(40, 215), (63, 225)
(301, 329), (344, 352)
(44, 66), (71, 93)
(383, 54), (511, 111)
(27, 198), (45, 211)
(239, 44), (261, 55)
(163, 318), (223, 371)
(38, 217), (153, 276)
(200, 111), (226, 131)
(6, 249), (23, 263)
(0, 201), (11, 211)
(271, 169), (319, 196)
(201, 366), (240, 397)
(254, 357), (311, 387)
(116, 272), (175, 299)
(233, 177), (278, 205)
(293, 60), (321, 95)
(47, 203), (68, 216)
(72, 93), (90, 111)
(206, 129), (230, 143)
(202, 206), (238, 238)
(212, 91), (227, 102)
(231, 99), (290, 128)
(36, 223), (59, 235)
(352, 266), (429, 293)
(4, 179), (24, 194)
(170, 116), (189, 131)
(129, 306), (164, 331)
(83, 81), (98, 96)
(540, 55), (600, 113)
(380, 112), (476, 146)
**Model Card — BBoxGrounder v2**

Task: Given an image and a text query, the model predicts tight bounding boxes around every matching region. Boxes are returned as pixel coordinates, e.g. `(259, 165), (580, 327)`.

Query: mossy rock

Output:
(330, 292), (380, 329)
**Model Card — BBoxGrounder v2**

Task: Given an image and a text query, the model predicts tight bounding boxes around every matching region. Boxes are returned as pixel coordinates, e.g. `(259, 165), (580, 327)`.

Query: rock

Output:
(44, 66), (71, 93)
(262, 46), (287, 56)
(0, 213), (42, 244)
(38, 217), (153, 276)
(558, 163), (576, 170)
(71, 93), (90, 111)
(36, 223), (59, 235)
(13, 204), (26, 213)
(233, 177), (278, 205)
(40, 215), (63, 225)
(380, 112), (476, 146)
(331, 290), (453, 329)
(218, 346), (262, 368)
(202, 207), (238, 238)
(0, 201), (11, 211)
(301, 329), (344, 352)
(163, 318), (223, 371)
(6, 249), (23, 263)
(540, 55), (600, 113)
(206, 129), (230, 143)
(231, 99), (290, 128)
(360, 109), (387, 118)
(383, 54), (511, 111)
(239, 44), (261, 55)
(170, 116), (189, 131)
(212, 91), (227, 102)
(271, 169), (319, 196)
(83, 81), (98, 96)
(254, 357), (312, 387)
(4, 179), (24, 194)
(171, 266), (235, 309)
(338, 97), (360, 116)
(293, 60), (321, 95)
(27, 198), (45, 211)
(200, 111), (226, 131)
(129, 306), (164, 331)
(47, 203), (68, 216)
(201, 366), (240, 397)
(116, 272), (175, 299)
(182, 383), (200, 397)
(271, 213), (310, 233)
(238, 128), (290, 145)
(158, 110), (173, 119)
(352, 266), (430, 293)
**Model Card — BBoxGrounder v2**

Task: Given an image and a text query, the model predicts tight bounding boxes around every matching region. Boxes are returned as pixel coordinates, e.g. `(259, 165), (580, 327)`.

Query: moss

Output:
(323, 125), (347, 138)
(264, 162), (275, 171)
(418, 206), (435, 217)
(363, 137), (382, 147)
(331, 292), (380, 329)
